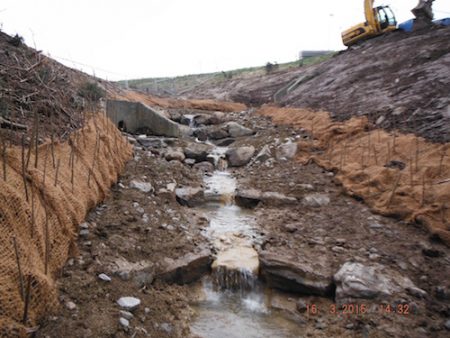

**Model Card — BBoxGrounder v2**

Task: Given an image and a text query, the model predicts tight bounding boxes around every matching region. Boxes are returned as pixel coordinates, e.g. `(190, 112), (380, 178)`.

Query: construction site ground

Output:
(36, 108), (450, 338)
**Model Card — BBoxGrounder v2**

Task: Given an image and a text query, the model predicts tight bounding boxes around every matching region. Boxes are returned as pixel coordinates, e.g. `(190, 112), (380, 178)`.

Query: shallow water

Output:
(191, 169), (303, 338)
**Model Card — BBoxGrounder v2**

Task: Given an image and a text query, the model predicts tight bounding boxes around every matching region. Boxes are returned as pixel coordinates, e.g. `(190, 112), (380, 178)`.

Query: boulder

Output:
(303, 193), (330, 207)
(259, 251), (334, 297)
(275, 140), (298, 160)
(193, 161), (215, 173)
(137, 137), (166, 149)
(194, 111), (225, 125)
(226, 122), (254, 138)
(226, 146), (255, 167)
(184, 143), (213, 162)
(165, 147), (185, 162)
(157, 182), (177, 201)
(235, 189), (263, 208)
(175, 187), (205, 207)
(193, 128), (208, 142)
(129, 180), (153, 193)
(159, 249), (212, 284)
(334, 262), (427, 304)
(208, 127), (229, 140)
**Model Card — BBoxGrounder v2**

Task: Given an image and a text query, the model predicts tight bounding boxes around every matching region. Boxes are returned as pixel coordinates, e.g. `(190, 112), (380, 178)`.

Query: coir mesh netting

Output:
(0, 114), (132, 336)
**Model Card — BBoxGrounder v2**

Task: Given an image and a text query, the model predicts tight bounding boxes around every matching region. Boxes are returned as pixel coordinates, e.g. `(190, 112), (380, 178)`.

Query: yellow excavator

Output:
(342, 0), (397, 46)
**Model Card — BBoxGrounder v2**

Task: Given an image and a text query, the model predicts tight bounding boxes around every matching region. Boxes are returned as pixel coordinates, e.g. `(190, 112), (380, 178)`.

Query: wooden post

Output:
(12, 236), (25, 300)
(387, 172), (402, 206)
(22, 275), (32, 324)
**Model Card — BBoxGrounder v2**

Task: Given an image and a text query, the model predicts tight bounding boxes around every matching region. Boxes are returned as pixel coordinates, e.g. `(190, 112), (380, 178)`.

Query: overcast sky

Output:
(1, 0), (449, 80)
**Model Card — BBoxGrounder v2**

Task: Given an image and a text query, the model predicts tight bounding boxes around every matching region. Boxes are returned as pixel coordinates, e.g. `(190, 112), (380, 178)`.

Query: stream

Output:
(189, 147), (304, 338)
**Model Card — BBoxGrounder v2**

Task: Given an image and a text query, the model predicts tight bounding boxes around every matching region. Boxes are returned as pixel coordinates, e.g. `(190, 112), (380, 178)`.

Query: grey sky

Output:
(1, 0), (449, 80)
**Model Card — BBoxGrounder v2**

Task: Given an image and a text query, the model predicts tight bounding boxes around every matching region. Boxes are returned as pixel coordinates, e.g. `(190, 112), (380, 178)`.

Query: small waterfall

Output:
(213, 266), (257, 291)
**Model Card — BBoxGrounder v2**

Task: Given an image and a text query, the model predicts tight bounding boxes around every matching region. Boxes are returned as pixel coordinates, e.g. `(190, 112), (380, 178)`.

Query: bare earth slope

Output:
(184, 26), (450, 142)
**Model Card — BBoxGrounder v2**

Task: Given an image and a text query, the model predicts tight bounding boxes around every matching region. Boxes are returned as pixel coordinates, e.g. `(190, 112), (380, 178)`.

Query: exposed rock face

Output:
(184, 143), (213, 162)
(226, 121), (254, 137)
(158, 249), (212, 284)
(275, 140), (298, 160)
(175, 187), (205, 207)
(235, 189), (297, 208)
(333, 262), (427, 304)
(226, 146), (255, 167)
(129, 180), (154, 193)
(259, 251), (334, 297)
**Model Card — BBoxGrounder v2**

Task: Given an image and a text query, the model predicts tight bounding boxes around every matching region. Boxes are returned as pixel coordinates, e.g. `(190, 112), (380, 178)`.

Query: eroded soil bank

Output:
(38, 108), (450, 338)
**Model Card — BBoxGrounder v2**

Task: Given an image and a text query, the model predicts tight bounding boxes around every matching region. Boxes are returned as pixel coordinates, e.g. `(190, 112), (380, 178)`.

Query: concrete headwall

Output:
(106, 99), (185, 137)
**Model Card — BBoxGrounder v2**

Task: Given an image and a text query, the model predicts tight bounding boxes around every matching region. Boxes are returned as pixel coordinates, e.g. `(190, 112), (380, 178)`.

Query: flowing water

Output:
(190, 160), (304, 338)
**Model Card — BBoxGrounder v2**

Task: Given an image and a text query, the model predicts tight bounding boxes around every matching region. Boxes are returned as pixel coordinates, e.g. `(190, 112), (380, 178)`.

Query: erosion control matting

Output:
(0, 114), (132, 336)
(259, 105), (450, 245)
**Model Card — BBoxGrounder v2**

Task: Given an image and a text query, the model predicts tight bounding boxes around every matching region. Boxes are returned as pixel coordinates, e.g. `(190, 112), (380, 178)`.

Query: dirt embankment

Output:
(183, 26), (450, 143)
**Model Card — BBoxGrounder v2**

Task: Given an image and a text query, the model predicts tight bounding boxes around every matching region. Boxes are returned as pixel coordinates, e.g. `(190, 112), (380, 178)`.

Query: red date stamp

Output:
(305, 303), (411, 316)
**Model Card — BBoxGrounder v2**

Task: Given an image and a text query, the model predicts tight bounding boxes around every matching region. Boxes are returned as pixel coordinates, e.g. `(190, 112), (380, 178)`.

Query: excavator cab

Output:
(376, 6), (397, 30)
(342, 0), (397, 46)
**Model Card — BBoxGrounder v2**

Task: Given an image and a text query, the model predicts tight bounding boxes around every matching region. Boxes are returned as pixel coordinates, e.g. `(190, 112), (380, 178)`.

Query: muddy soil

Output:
(37, 109), (449, 338)
(184, 26), (450, 143)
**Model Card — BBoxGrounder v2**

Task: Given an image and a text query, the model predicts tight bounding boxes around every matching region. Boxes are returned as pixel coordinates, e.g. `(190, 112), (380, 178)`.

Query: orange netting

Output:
(258, 105), (450, 245)
(0, 114), (132, 336)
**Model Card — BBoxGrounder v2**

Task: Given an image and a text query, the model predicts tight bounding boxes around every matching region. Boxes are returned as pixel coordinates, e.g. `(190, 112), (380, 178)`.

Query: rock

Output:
(79, 222), (89, 229)
(255, 145), (272, 162)
(376, 116), (385, 125)
(235, 188), (262, 208)
(184, 158), (196, 166)
(79, 229), (89, 239)
(165, 147), (185, 162)
(117, 297), (141, 311)
(384, 160), (406, 170)
(235, 189), (297, 208)
(333, 262), (426, 304)
(157, 182), (177, 201)
(184, 143), (213, 162)
(137, 137), (166, 149)
(296, 299), (308, 313)
(193, 128), (208, 141)
(215, 138), (235, 147)
(259, 251), (334, 296)
(65, 301), (77, 311)
(208, 127), (229, 140)
(160, 323), (173, 334)
(98, 273), (111, 282)
(226, 146), (255, 167)
(133, 271), (154, 288)
(129, 180), (153, 193)
(175, 187), (205, 207)
(275, 140), (298, 160)
(282, 223), (298, 233)
(261, 192), (297, 206)
(119, 310), (134, 320)
(303, 193), (330, 207)
(119, 317), (129, 328)
(159, 249), (212, 284)
(444, 320), (450, 331)
(226, 122), (254, 137)
(193, 161), (215, 173)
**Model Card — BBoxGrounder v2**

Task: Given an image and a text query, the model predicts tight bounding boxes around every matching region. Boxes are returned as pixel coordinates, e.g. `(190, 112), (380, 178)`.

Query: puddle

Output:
(190, 167), (304, 337)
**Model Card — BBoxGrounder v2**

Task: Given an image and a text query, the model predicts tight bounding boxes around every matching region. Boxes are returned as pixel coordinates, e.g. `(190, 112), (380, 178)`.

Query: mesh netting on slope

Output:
(259, 105), (450, 246)
(0, 113), (132, 337)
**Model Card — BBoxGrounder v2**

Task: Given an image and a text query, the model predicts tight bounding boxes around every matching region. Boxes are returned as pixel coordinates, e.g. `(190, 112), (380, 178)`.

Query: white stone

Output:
(98, 273), (111, 282)
(129, 180), (153, 193)
(65, 301), (76, 311)
(119, 317), (130, 328)
(117, 297), (141, 310)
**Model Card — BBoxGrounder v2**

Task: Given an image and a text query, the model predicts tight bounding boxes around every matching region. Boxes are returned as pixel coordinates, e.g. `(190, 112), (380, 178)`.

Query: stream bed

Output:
(189, 168), (304, 338)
